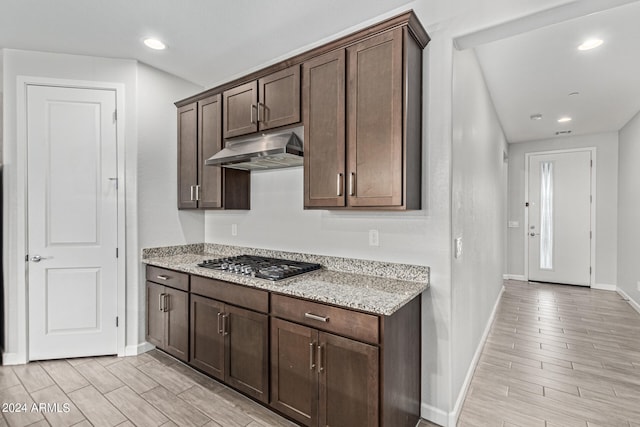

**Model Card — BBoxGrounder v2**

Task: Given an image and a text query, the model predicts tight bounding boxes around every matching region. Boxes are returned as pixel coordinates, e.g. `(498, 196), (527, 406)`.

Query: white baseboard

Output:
(2, 352), (28, 366)
(124, 342), (155, 356)
(420, 402), (449, 427)
(591, 283), (617, 291)
(617, 288), (640, 315)
(503, 274), (526, 281)
(449, 285), (505, 426)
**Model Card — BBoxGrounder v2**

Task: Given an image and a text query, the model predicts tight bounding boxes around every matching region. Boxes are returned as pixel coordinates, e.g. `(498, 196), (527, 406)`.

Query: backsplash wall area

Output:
(204, 167), (430, 266)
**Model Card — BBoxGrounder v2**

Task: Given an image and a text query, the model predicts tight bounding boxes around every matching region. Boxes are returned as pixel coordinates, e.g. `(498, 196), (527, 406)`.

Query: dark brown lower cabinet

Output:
(145, 281), (189, 362)
(190, 295), (269, 403)
(271, 318), (378, 427)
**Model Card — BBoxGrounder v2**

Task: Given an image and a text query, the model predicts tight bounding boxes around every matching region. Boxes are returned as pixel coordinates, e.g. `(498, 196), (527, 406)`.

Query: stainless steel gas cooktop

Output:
(197, 255), (322, 281)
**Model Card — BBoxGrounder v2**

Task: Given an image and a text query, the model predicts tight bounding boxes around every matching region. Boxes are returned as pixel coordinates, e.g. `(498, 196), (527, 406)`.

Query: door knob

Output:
(529, 232), (540, 237)
(30, 255), (43, 262)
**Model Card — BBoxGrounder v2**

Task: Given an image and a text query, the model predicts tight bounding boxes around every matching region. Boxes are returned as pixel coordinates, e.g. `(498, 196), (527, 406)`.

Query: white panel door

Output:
(528, 151), (592, 286)
(27, 85), (118, 360)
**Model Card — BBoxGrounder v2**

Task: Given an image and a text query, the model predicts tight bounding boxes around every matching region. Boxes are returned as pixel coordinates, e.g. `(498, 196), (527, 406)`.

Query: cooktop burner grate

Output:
(197, 255), (322, 281)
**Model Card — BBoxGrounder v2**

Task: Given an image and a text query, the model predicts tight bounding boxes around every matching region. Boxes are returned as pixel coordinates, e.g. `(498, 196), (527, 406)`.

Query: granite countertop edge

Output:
(141, 245), (429, 316)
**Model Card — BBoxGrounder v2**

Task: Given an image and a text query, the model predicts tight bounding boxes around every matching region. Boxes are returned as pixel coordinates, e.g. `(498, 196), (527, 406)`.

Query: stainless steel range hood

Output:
(205, 130), (303, 171)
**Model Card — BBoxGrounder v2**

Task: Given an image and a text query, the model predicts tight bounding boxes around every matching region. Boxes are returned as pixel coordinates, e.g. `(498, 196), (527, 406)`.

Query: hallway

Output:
(457, 280), (640, 426)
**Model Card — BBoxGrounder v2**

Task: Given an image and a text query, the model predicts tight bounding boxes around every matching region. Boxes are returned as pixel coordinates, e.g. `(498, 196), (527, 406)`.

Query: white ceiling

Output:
(0, 0), (413, 88)
(474, 1), (640, 143)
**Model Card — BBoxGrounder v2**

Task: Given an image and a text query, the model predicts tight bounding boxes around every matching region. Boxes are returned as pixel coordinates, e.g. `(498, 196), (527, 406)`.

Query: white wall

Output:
(136, 63), (203, 345)
(618, 112), (640, 306)
(450, 48), (507, 417)
(507, 132), (619, 287)
(1, 49), (201, 362)
(137, 63), (203, 250)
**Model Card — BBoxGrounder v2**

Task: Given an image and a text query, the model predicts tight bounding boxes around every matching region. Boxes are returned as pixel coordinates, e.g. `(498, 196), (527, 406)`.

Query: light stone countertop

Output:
(142, 245), (429, 316)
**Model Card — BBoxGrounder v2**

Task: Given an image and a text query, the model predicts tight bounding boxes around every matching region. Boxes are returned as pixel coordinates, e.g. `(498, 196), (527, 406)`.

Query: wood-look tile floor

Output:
(456, 280), (640, 427)
(0, 349), (299, 427)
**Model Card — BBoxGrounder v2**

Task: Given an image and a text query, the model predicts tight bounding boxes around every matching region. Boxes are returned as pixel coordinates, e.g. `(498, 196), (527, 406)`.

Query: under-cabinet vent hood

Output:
(205, 131), (303, 171)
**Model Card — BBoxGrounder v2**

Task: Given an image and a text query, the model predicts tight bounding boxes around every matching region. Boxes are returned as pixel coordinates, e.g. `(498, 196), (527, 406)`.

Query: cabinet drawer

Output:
(191, 275), (269, 313)
(271, 294), (379, 345)
(146, 266), (189, 292)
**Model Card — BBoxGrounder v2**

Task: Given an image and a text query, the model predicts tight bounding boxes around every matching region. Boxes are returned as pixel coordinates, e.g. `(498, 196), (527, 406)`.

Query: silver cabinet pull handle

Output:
(195, 185), (200, 201)
(304, 312), (329, 323)
(349, 172), (355, 196)
(222, 314), (229, 336)
(309, 342), (316, 371)
(337, 173), (343, 196)
(217, 312), (223, 335)
(190, 185), (195, 201)
(158, 293), (164, 312)
(317, 344), (324, 372)
(156, 275), (169, 281)
(258, 102), (264, 123)
(250, 104), (257, 124)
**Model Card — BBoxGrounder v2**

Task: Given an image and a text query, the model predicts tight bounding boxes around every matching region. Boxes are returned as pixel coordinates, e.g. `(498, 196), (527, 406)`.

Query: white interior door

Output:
(527, 151), (592, 286)
(27, 85), (118, 360)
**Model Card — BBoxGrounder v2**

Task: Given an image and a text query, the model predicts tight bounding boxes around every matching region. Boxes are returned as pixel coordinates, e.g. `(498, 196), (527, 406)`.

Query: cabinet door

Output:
(190, 295), (225, 380)
(177, 103), (198, 209)
(198, 94), (223, 208)
(223, 81), (258, 138)
(318, 332), (379, 427)
(347, 28), (403, 207)
(271, 318), (318, 426)
(225, 305), (269, 403)
(164, 287), (189, 362)
(303, 50), (346, 208)
(259, 65), (300, 131)
(145, 282), (165, 348)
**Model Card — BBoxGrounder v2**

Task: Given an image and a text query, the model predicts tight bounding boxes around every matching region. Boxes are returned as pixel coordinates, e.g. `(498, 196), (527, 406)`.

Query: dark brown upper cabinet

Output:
(177, 95), (250, 210)
(223, 65), (300, 139)
(304, 26), (424, 210)
(176, 10), (428, 211)
(303, 50), (346, 208)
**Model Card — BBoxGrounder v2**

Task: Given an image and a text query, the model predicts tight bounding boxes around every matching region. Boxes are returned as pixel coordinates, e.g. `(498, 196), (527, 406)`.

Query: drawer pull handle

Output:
(304, 312), (329, 323)
(156, 275), (169, 281)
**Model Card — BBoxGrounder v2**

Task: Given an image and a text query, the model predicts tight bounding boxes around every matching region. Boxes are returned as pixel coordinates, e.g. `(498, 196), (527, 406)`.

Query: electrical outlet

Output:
(637, 281), (640, 292)
(455, 237), (463, 259)
(231, 224), (238, 237)
(369, 230), (379, 247)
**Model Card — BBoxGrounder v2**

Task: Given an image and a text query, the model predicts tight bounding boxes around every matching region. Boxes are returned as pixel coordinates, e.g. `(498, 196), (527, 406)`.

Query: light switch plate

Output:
(369, 230), (379, 247)
(231, 224), (238, 236)
(455, 237), (463, 259)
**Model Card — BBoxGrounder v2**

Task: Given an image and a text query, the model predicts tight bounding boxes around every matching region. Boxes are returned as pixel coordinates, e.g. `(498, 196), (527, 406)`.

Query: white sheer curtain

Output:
(540, 162), (553, 270)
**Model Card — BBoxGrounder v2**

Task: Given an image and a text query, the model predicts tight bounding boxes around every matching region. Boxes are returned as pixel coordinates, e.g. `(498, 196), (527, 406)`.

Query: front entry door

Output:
(527, 151), (592, 286)
(27, 85), (119, 360)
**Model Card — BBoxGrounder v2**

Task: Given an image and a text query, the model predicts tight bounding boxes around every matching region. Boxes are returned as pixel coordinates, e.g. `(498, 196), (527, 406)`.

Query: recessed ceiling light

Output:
(557, 117), (572, 123)
(578, 39), (603, 51)
(143, 38), (166, 50)
(530, 114), (543, 121)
